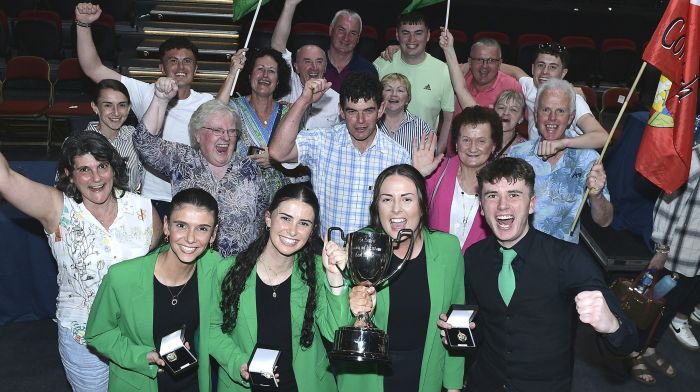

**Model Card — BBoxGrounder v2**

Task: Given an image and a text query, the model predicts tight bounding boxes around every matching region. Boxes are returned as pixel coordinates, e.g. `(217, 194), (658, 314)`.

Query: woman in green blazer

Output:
(339, 164), (465, 392)
(86, 188), (223, 391)
(209, 183), (361, 392)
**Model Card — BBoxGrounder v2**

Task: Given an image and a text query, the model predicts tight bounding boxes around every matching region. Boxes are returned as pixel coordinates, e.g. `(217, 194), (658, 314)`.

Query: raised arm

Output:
(270, 0), (301, 52)
(268, 78), (331, 163)
(0, 152), (63, 232)
(216, 49), (248, 102)
(440, 28), (476, 109)
(75, 3), (121, 83)
(499, 62), (528, 80)
(142, 77), (178, 135)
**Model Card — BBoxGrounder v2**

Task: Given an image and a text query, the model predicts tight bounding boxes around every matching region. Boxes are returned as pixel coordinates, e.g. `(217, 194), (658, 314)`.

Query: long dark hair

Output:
(220, 184), (320, 348)
(56, 132), (129, 203)
(369, 164), (429, 232)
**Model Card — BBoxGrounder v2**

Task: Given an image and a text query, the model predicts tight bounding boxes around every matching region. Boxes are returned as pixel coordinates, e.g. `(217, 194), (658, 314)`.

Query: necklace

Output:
(460, 190), (478, 235)
(259, 258), (292, 298)
(93, 197), (117, 226)
(165, 279), (190, 306)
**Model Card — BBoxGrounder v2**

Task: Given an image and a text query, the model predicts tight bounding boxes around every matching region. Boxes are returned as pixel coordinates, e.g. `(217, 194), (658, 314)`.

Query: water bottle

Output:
(634, 269), (656, 294)
(652, 273), (679, 299)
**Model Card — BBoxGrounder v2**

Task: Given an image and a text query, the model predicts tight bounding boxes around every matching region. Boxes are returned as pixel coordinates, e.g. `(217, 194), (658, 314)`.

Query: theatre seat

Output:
(428, 28), (467, 62)
(561, 35), (597, 86)
(290, 22), (330, 55)
(516, 33), (553, 72)
(599, 38), (640, 86)
(357, 25), (379, 62)
(46, 58), (96, 148)
(599, 87), (640, 138)
(14, 10), (63, 60)
(575, 84), (598, 115)
(71, 12), (117, 65)
(244, 20), (276, 51)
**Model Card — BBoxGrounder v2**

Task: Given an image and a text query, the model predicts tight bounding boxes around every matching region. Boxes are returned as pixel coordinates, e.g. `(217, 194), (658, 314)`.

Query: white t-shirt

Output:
(280, 50), (341, 130)
(121, 75), (213, 202)
(519, 76), (592, 140)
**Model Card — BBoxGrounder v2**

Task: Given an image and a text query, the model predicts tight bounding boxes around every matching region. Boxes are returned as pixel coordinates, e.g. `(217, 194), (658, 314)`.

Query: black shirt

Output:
(465, 229), (637, 392)
(256, 274), (298, 392)
(153, 270), (199, 392)
(384, 246), (430, 392)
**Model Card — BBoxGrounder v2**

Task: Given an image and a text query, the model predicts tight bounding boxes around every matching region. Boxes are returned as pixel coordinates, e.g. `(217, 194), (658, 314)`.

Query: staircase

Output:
(126, 0), (240, 93)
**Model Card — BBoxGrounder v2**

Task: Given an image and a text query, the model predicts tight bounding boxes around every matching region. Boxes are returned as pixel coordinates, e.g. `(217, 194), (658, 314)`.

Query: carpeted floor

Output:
(1, 318), (698, 391)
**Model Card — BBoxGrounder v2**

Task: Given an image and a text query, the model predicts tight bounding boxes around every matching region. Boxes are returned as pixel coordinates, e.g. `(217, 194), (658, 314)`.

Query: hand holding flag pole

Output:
(229, 0), (264, 97)
(568, 62), (647, 235)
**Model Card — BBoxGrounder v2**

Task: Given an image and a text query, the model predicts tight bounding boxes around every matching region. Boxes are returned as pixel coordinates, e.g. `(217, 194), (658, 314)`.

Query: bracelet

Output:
(329, 282), (344, 288)
(75, 20), (91, 28)
(654, 243), (670, 254)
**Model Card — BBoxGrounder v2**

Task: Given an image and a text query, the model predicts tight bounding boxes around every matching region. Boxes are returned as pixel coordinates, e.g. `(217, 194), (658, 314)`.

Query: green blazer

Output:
(85, 245), (222, 392)
(335, 229), (466, 392)
(209, 255), (350, 392)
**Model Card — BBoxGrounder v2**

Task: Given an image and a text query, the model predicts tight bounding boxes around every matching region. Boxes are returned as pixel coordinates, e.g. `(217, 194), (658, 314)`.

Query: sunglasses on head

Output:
(538, 42), (567, 54)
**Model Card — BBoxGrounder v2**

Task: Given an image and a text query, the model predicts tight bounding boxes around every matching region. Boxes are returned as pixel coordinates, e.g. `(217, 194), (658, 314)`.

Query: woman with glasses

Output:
(217, 48), (297, 199)
(134, 77), (268, 257)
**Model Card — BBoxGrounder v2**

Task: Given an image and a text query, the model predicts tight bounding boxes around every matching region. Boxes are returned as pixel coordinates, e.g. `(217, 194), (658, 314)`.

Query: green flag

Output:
(402, 0), (446, 13)
(233, 0), (269, 22)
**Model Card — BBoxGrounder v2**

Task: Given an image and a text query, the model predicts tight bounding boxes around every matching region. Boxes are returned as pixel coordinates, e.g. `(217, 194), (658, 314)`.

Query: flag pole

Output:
(444, 0), (451, 30)
(568, 61), (648, 234)
(229, 0), (264, 97)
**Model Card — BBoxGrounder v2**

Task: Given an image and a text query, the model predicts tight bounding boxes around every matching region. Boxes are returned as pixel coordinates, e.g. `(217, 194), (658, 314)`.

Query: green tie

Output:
(498, 247), (517, 305)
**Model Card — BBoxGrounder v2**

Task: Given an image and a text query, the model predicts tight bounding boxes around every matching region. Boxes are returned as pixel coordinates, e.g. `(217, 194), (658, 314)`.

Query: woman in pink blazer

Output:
(426, 106), (503, 253)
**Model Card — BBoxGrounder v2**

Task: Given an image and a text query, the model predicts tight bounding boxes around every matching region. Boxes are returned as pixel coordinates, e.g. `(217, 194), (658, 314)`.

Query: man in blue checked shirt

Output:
(508, 79), (613, 243)
(269, 72), (442, 236)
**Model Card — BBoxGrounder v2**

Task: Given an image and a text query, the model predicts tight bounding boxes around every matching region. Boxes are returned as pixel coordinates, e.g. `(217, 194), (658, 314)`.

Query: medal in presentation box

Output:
(445, 304), (478, 349)
(247, 345), (280, 389)
(159, 327), (197, 375)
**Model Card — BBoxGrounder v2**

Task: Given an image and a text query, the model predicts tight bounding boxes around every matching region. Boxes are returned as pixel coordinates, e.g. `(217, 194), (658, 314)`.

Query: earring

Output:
(164, 234), (170, 243)
(265, 226), (270, 231)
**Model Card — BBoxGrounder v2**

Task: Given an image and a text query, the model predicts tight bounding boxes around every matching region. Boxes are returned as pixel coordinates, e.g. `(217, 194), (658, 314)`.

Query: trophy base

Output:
(329, 326), (389, 362)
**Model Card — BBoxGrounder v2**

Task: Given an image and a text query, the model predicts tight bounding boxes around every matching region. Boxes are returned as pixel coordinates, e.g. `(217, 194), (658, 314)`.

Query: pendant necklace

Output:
(260, 258), (291, 298)
(166, 278), (190, 306)
(460, 190), (477, 235)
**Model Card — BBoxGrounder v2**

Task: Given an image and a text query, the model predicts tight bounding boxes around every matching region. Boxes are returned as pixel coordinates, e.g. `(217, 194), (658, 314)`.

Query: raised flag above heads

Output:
(635, 0), (699, 194)
(233, 0), (270, 22)
(403, 0), (446, 13)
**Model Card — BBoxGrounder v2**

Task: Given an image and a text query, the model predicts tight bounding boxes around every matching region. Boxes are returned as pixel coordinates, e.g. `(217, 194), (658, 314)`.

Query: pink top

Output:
(426, 156), (491, 253)
(446, 71), (523, 157)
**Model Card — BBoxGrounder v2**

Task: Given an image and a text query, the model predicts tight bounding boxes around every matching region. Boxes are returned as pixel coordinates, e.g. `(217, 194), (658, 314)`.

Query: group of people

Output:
(2, 1), (699, 391)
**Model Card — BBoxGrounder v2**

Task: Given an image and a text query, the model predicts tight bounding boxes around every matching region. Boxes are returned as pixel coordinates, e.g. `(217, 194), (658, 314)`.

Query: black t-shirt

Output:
(384, 246), (430, 392)
(256, 274), (298, 392)
(153, 270), (199, 392)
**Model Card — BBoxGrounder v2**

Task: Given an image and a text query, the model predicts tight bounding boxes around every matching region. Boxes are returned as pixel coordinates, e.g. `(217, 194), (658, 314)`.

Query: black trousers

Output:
(644, 269), (700, 349)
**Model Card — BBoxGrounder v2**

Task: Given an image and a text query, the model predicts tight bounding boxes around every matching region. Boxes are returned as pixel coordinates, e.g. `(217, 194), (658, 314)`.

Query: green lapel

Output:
(130, 249), (159, 348)
(238, 263), (259, 345)
(289, 257), (307, 364)
(419, 230), (446, 391)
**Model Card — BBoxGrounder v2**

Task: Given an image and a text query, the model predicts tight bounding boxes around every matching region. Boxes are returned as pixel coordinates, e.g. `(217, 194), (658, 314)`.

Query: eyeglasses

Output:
(538, 42), (567, 54)
(469, 57), (501, 65)
(202, 126), (239, 137)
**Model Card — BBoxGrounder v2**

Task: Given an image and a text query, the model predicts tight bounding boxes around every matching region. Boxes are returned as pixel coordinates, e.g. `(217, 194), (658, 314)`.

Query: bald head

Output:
(294, 45), (327, 84)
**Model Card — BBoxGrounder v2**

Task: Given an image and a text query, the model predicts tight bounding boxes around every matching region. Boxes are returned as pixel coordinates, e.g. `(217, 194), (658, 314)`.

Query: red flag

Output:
(635, 0), (699, 194)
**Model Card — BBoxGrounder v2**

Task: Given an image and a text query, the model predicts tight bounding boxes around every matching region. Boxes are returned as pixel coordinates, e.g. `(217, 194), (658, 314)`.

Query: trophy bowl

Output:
(327, 227), (414, 362)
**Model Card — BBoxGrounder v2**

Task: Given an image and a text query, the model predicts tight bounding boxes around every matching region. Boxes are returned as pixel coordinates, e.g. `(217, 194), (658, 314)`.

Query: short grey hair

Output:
(536, 79), (576, 114)
(330, 9), (362, 33)
(188, 100), (241, 150)
(470, 38), (502, 59)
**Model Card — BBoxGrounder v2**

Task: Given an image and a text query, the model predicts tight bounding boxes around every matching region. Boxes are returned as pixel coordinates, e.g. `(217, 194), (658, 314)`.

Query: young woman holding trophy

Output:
(336, 164), (465, 392)
(210, 183), (368, 392)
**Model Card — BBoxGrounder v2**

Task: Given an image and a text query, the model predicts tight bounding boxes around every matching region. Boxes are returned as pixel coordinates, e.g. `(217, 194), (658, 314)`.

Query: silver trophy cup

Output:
(327, 226), (415, 362)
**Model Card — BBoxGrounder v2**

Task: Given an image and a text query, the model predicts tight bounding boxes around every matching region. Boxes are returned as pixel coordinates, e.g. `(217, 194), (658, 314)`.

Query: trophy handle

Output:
(326, 227), (351, 281)
(375, 228), (415, 286)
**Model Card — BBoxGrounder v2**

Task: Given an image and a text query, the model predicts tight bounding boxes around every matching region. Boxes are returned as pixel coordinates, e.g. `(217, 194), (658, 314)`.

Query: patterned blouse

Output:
(132, 122), (268, 257)
(230, 97), (299, 199)
(47, 191), (153, 345)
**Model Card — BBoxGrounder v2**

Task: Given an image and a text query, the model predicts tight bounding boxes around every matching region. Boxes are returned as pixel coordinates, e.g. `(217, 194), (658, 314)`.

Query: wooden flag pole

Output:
(444, 0), (451, 30)
(568, 61), (648, 234)
(229, 0), (264, 97)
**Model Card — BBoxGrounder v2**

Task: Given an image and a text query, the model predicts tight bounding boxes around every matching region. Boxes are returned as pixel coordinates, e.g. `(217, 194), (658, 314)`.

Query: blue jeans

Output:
(57, 325), (108, 392)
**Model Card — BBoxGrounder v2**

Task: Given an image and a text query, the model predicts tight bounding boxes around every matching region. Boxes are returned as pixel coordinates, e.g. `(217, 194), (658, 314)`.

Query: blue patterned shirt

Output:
(508, 140), (610, 243)
(295, 124), (411, 235)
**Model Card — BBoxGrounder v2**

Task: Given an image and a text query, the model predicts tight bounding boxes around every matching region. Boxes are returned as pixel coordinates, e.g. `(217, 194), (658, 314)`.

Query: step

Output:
(137, 38), (238, 61)
(155, 0), (233, 5)
(124, 58), (230, 81)
(150, 3), (234, 23)
(141, 21), (239, 40)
